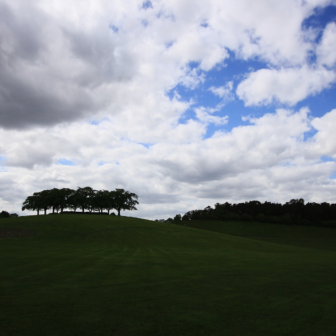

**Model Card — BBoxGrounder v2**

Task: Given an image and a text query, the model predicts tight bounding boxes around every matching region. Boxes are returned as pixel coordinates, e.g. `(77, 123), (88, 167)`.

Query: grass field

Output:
(1, 215), (336, 336)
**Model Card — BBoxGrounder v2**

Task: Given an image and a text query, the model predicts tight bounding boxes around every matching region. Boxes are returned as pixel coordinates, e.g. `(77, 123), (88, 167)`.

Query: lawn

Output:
(1, 215), (336, 335)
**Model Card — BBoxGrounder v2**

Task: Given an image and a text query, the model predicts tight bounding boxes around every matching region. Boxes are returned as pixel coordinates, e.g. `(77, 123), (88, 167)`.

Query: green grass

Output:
(178, 219), (336, 251)
(1, 215), (336, 335)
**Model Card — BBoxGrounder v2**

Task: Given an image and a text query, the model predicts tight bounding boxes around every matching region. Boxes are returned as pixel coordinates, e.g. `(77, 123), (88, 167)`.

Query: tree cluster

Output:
(22, 187), (139, 216)
(164, 199), (336, 228)
(0, 211), (18, 218)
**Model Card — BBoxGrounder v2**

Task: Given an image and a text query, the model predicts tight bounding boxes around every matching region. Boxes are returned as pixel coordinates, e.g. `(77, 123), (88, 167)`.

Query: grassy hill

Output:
(1, 215), (336, 336)
(177, 219), (336, 251)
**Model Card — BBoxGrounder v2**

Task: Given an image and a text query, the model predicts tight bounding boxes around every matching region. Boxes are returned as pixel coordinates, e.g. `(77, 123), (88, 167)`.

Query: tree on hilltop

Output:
(21, 186), (139, 216)
(92, 190), (110, 213)
(75, 187), (96, 213)
(0, 211), (10, 218)
(22, 193), (44, 215)
(112, 189), (139, 216)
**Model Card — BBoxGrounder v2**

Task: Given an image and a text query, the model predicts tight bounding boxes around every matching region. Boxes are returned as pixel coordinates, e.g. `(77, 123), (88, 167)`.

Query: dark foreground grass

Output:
(179, 219), (336, 251)
(1, 215), (336, 336)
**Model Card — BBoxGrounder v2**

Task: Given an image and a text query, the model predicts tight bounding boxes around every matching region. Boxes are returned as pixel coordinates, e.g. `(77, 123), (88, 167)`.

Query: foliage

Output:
(170, 198), (336, 228)
(112, 189), (139, 216)
(0, 211), (10, 218)
(22, 187), (139, 216)
(173, 214), (181, 222)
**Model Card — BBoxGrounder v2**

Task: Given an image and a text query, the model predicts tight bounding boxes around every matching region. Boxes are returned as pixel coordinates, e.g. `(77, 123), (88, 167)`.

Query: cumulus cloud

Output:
(1, 0), (334, 129)
(208, 81), (234, 105)
(236, 66), (336, 106)
(308, 109), (336, 158)
(1, 0), (336, 219)
(317, 22), (336, 68)
(194, 107), (228, 125)
(2, 108), (336, 218)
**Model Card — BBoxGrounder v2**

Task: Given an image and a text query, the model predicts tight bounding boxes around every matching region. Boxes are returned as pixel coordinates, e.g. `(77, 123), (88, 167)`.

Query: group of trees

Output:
(22, 187), (139, 216)
(160, 199), (336, 228)
(0, 211), (18, 218)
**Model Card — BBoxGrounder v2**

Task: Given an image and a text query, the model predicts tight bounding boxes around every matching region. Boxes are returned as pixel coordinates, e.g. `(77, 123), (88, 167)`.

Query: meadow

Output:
(1, 215), (336, 335)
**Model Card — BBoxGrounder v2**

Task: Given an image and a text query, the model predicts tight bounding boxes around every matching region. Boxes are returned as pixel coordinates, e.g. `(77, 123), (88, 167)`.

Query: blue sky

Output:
(172, 5), (336, 139)
(1, 0), (336, 218)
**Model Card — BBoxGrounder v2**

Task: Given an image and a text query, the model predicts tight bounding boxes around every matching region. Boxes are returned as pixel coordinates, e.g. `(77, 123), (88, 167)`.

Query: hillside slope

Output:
(176, 219), (336, 251)
(1, 215), (336, 336)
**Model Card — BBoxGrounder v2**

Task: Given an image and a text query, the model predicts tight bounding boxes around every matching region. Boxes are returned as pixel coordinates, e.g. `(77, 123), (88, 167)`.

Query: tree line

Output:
(0, 211), (18, 218)
(22, 187), (139, 216)
(160, 199), (336, 228)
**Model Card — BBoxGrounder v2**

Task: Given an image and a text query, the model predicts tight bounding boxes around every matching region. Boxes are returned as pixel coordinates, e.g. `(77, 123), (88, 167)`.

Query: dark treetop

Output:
(22, 187), (139, 216)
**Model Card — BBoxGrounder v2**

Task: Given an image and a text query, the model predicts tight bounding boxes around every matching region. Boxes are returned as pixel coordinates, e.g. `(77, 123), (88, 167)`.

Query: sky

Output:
(1, 0), (336, 219)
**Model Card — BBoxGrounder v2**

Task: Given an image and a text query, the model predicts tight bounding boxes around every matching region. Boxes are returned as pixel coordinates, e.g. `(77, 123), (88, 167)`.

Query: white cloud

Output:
(308, 109), (336, 159)
(208, 81), (234, 104)
(236, 66), (336, 106)
(317, 22), (336, 68)
(195, 107), (229, 125)
(1, 0), (336, 219)
(2, 108), (336, 218)
(1, 0), (334, 128)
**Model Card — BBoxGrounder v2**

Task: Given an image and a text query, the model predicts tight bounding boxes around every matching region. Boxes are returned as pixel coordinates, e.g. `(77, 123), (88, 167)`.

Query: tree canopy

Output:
(22, 187), (139, 216)
(164, 198), (336, 229)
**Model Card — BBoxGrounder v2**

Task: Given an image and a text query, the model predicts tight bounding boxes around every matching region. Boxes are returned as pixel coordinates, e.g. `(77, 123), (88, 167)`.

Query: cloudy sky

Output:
(1, 0), (336, 219)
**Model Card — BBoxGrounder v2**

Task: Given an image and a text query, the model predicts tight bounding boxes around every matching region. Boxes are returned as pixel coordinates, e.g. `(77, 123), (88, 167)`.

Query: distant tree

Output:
(39, 189), (53, 215)
(284, 198), (305, 217)
(112, 189), (139, 216)
(75, 187), (96, 213)
(10, 213), (19, 217)
(21, 186), (139, 216)
(67, 191), (80, 212)
(173, 214), (181, 222)
(58, 188), (76, 213)
(93, 190), (110, 213)
(47, 188), (61, 213)
(105, 190), (117, 215)
(182, 214), (190, 221)
(22, 192), (45, 215)
(0, 211), (10, 218)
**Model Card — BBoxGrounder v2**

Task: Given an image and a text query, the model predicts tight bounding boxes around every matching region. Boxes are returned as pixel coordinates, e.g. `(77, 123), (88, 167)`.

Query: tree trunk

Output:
(118, 208), (120, 216)
(44, 209), (46, 215)
(108, 209), (110, 215)
(37, 209), (40, 215)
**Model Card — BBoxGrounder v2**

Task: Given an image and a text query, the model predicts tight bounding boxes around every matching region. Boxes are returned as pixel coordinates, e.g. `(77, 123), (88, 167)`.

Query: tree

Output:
(112, 189), (139, 216)
(92, 190), (110, 213)
(47, 188), (61, 213)
(22, 193), (44, 215)
(0, 211), (10, 218)
(75, 187), (96, 213)
(58, 188), (75, 213)
(173, 214), (181, 222)
(39, 189), (53, 215)
(105, 190), (117, 215)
